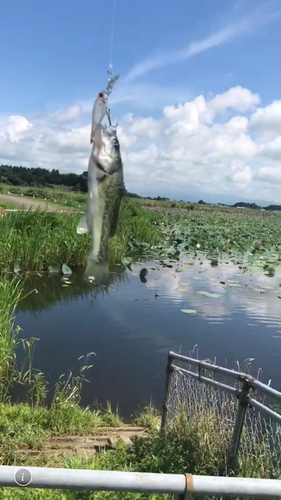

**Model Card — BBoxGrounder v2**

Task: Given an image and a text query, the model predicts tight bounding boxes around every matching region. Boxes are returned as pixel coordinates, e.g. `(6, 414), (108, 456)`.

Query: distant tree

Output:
(265, 204), (281, 211)
(232, 202), (260, 210)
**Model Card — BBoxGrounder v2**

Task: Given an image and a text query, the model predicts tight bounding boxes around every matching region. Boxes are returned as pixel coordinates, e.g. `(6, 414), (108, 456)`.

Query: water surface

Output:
(15, 260), (281, 418)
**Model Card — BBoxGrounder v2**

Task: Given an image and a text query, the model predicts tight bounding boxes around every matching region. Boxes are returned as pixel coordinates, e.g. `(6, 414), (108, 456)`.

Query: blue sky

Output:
(0, 0), (280, 203)
(1, 0), (280, 114)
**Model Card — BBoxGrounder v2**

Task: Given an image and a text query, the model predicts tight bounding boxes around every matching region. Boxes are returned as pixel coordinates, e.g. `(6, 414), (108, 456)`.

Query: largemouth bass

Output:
(77, 123), (125, 284)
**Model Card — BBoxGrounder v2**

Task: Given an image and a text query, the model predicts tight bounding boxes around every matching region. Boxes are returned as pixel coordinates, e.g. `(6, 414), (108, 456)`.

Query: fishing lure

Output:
(90, 74), (119, 144)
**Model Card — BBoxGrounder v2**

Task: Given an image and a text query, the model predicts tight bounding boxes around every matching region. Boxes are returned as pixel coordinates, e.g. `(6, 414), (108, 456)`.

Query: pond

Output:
(15, 259), (281, 419)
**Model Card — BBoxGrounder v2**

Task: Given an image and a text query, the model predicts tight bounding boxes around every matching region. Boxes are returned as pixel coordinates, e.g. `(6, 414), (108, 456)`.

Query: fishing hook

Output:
(106, 107), (118, 128)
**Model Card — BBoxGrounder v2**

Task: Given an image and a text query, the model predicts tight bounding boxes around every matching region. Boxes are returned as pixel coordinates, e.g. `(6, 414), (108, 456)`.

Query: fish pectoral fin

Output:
(76, 215), (89, 235)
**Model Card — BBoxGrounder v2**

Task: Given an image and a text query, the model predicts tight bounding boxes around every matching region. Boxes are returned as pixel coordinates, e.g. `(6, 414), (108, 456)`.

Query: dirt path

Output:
(0, 193), (62, 211)
(21, 426), (148, 458)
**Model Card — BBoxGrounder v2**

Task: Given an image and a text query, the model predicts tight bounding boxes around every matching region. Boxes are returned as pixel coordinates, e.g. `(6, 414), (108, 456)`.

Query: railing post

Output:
(227, 377), (251, 472)
(161, 353), (174, 434)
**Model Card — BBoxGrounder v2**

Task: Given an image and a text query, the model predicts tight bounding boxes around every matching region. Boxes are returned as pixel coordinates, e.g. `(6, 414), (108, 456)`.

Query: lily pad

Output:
(181, 309), (197, 314)
(192, 276), (203, 280)
(122, 257), (133, 269)
(227, 283), (241, 287)
(62, 264), (72, 275)
(177, 288), (188, 292)
(197, 291), (221, 298)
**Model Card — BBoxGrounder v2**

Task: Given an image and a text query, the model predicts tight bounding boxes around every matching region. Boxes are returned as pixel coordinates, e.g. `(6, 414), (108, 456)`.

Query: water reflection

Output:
(144, 259), (281, 330)
(14, 259), (281, 417)
(18, 265), (127, 314)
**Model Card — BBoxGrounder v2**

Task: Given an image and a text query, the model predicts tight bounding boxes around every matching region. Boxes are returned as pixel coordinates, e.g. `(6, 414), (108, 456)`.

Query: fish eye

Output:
(99, 92), (103, 98)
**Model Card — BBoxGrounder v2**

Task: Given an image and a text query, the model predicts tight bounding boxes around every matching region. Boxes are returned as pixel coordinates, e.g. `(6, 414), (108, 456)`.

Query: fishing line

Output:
(108, 0), (117, 74)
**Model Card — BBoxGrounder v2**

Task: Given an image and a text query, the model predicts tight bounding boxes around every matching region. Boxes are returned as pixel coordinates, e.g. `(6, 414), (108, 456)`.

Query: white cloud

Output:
(6, 116), (33, 143)
(53, 105), (82, 124)
(256, 166), (281, 185)
(0, 85), (281, 203)
(250, 101), (281, 135)
(225, 116), (249, 133)
(124, 5), (281, 82)
(43, 124), (90, 152)
(209, 87), (260, 114)
(259, 137), (281, 161)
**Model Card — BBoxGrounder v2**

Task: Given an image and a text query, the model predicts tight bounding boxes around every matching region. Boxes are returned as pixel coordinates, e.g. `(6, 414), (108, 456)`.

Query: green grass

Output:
(134, 404), (161, 432)
(0, 200), (19, 210)
(0, 408), (278, 499)
(0, 278), (23, 402)
(0, 200), (163, 272)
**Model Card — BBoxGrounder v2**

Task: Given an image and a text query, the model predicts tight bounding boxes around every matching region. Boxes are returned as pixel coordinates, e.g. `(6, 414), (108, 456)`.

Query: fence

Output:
(0, 466), (280, 498)
(161, 351), (281, 478)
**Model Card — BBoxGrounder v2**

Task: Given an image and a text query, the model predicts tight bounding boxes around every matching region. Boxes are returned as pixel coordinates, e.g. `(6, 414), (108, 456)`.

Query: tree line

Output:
(0, 164), (88, 192)
(0, 164), (280, 210)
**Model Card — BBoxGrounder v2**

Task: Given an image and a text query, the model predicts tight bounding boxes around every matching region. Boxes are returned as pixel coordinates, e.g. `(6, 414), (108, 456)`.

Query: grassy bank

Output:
(0, 200), (163, 273)
(0, 200), (19, 210)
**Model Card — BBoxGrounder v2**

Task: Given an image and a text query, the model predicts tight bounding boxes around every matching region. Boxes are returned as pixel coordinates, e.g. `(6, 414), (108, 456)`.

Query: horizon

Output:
(0, 0), (280, 205)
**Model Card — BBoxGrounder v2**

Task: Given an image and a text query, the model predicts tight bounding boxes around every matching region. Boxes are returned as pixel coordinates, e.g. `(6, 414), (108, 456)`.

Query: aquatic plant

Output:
(151, 208), (281, 275)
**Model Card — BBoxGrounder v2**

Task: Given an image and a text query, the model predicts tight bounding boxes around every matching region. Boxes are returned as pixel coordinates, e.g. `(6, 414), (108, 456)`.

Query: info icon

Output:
(14, 468), (32, 487)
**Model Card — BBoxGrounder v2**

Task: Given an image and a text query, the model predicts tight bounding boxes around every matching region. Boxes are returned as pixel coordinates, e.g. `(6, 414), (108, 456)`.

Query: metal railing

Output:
(161, 351), (281, 473)
(0, 466), (280, 498)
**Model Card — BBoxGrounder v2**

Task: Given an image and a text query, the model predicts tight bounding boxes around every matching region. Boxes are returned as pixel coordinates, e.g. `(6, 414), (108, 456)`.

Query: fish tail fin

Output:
(76, 215), (89, 235)
(84, 254), (110, 286)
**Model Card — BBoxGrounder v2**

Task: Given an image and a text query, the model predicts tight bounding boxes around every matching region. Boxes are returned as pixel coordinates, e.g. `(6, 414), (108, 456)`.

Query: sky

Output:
(0, 0), (280, 204)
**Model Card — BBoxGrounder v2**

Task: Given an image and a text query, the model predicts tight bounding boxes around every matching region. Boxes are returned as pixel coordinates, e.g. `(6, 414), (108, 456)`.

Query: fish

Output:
(77, 123), (125, 284)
